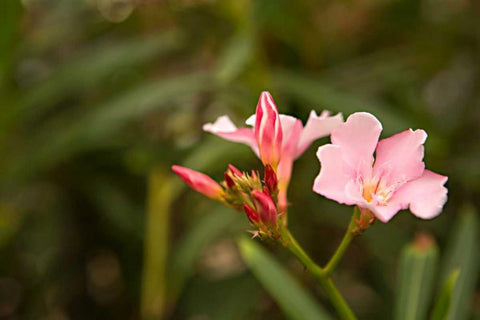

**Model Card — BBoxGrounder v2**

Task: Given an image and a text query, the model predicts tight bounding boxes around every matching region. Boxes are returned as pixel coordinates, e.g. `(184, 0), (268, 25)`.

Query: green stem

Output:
(321, 215), (357, 277)
(281, 227), (357, 320)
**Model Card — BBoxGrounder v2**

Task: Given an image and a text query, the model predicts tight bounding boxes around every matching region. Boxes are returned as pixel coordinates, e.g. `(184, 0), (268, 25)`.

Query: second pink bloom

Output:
(313, 112), (448, 222)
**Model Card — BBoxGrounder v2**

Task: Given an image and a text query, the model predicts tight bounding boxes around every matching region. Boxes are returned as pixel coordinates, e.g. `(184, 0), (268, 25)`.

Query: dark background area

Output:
(1, 0), (479, 319)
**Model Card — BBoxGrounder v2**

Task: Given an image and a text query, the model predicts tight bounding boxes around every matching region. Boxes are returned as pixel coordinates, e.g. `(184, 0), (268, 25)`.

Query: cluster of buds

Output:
(172, 163), (283, 239)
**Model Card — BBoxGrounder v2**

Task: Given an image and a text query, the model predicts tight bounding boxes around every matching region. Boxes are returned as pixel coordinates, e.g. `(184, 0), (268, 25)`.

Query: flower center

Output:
(361, 178), (393, 206)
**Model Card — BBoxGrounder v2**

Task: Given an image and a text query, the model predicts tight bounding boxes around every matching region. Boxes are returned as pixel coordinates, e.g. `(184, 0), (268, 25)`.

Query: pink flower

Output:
(172, 165), (224, 200)
(203, 91), (343, 209)
(313, 112), (448, 222)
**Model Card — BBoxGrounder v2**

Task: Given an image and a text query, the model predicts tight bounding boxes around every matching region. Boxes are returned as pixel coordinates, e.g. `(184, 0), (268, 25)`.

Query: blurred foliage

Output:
(1, 0), (480, 319)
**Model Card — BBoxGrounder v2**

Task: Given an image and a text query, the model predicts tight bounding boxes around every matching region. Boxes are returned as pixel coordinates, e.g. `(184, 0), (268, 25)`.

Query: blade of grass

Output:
(394, 233), (439, 320)
(430, 269), (460, 320)
(440, 205), (479, 320)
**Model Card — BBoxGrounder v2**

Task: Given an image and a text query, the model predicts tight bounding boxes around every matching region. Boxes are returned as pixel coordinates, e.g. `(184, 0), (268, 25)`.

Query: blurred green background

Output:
(1, 0), (479, 319)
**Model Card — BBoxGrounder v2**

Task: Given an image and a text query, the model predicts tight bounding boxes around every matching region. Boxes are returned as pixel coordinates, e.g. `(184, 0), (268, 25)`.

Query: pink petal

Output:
(313, 144), (357, 205)
(374, 129), (427, 186)
(276, 115), (303, 210)
(330, 112), (382, 176)
(254, 92), (282, 167)
(279, 115), (303, 153)
(364, 202), (406, 223)
(203, 115), (259, 156)
(296, 110), (344, 158)
(393, 170), (448, 219)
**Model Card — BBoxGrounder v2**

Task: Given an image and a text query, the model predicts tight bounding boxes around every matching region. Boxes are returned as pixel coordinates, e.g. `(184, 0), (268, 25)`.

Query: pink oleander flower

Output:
(203, 91), (343, 210)
(172, 165), (224, 200)
(313, 112), (448, 222)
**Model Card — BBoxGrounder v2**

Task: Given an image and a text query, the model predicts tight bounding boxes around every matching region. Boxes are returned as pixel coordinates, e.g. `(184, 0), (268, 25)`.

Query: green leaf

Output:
(238, 237), (333, 320)
(430, 269), (460, 320)
(394, 234), (439, 320)
(440, 205), (480, 320)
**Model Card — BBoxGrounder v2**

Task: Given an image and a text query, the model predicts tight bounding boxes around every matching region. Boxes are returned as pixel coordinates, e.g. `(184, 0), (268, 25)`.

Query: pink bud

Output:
(228, 164), (243, 177)
(172, 165), (224, 200)
(243, 203), (260, 223)
(224, 171), (236, 188)
(251, 190), (277, 225)
(264, 164), (278, 194)
(254, 92), (283, 168)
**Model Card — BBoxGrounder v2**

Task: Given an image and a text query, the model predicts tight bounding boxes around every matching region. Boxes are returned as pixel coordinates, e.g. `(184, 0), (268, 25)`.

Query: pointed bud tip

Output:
(228, 164), (243, 177)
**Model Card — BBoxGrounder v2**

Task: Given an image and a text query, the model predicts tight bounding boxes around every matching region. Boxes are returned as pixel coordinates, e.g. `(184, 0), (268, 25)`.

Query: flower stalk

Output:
(321, 208), (361, 277)
(280, 224), (357, 320)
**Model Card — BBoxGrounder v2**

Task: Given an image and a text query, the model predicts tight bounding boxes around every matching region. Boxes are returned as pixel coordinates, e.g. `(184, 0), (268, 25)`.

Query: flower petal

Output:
(330, 112), (382, 176)
(365, 202), (405, 223)
(245, 114), (255, 126)
(313, 144), (357, 205)
(296, 110), (344, 158)
(393, 170), (448, 219)
(374, 129), (427, 185)
(276, 115), (303, 210)
(203, 115), (259, 156)
(278, 115), (303, 159)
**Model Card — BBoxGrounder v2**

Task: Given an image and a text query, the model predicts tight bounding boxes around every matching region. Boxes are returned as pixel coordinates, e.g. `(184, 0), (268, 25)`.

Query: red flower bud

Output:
(264, 164), (278, 194)
(224, 171), (236, 188)
(251, 190), (277, 225)
(228, 164), (243, 177)
(243, 203), (260, 223)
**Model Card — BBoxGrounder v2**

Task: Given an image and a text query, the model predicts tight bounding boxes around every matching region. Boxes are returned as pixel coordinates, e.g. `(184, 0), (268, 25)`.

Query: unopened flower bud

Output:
(251, 190), (277, 225)
(243, 203), (260, 223)
(224, 164), (244, 189)
(255, 91), (283, 168)
(228, 164), (243, 177)
(224, 171), (236, 188)
(172, 165), (224, 200)
(264, 164), (278, 195)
